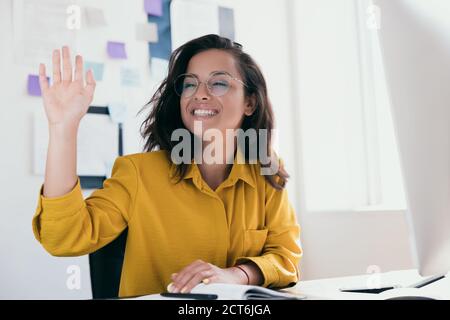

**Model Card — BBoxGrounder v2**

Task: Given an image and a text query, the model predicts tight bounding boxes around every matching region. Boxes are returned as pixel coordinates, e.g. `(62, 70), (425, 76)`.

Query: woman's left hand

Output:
(169, 259), (246, 293)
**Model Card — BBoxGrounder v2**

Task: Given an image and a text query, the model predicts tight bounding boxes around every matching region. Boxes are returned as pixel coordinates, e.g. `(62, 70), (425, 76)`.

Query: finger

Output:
(172, 260), (204, 284)
(39, 64), (49, 92)
(62, 46), (72, 83)
(52, 49), (61, 83)
(85, 69), (96, 97)
(74, 55), (84, 83)
(206, 275), (219, 283)
(173, 263), (210, 293)
(180, 269), (215, 293)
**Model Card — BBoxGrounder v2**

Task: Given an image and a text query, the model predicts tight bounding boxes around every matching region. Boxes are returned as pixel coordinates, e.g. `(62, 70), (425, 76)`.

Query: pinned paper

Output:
(107, 41), (127, 59)
(136, 22), (159, 42)
(219, 7), (235, 41)
(27, 74), (47, 96)
(104, 160), (114, 179)
(84, 61), (104, 81)
(84, 7), (107, 27)
(33, 109), (118, 176)
(120, 67), (141, 87)
(108, 102), (128, 123)
(144, 0), (163, 16)
(150, 57), (169, 81)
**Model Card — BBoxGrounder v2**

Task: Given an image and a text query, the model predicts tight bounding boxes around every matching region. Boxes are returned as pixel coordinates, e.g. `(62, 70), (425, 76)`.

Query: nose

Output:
(193, 81), (211, 100)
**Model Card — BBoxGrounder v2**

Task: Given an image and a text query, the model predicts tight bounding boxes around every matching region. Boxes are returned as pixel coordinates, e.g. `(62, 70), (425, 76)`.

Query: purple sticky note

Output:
(107, 41), (127, 59)
(27, 74), (46, 96)
(144, 0), (162, 16)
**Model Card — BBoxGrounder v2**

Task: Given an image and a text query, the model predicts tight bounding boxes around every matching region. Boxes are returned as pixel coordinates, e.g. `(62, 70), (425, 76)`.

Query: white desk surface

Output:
(123, 269), (449, 300)
(283, 269), (450, 300)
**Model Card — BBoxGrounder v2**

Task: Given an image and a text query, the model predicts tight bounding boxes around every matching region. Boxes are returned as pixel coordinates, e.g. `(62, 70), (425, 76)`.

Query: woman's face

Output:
(179, 49), (254, 138)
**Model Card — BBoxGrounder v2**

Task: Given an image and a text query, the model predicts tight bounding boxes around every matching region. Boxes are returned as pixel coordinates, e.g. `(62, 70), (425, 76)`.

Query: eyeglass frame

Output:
(173, 71), (248, 98)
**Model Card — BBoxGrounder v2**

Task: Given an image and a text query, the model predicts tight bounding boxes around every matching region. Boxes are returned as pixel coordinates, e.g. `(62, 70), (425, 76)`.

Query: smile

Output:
(191, 109), (219, 117)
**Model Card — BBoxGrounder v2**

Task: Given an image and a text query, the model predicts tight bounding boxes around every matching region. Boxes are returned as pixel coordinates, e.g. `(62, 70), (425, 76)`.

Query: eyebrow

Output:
(188, 70), (230, 76)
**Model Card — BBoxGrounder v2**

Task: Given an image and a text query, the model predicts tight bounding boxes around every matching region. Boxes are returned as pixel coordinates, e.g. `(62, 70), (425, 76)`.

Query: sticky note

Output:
(144, 0), (163, 16)
(27, 74), (47, 96)
(108, 102), (128, 123)
(120, 67), (141, 87)
(136, 22), (159, 42)
(84, 61), (104, 81)
(107, 41), (127, 59)
(84, 7), (107, 27)
(219, 6), (235, 41)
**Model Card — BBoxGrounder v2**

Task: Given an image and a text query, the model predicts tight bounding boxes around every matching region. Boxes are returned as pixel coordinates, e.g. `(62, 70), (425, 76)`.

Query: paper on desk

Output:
(33, 110), (118, 177)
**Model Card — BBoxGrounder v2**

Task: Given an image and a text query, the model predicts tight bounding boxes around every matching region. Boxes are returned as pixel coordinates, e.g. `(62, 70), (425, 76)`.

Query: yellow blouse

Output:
(32, 150), (302, 298)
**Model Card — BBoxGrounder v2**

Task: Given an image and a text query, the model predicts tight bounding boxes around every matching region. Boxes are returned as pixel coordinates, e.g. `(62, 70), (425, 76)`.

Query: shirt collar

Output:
(168, 148), (256, 189)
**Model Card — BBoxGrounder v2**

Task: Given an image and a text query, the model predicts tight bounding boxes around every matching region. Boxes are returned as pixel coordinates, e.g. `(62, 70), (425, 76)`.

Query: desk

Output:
(283, 269), (450, 300)
(122, 269), (449, 300)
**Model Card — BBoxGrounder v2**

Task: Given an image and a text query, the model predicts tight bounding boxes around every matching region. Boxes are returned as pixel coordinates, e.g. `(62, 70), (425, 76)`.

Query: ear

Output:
(244, 95), (256, 116)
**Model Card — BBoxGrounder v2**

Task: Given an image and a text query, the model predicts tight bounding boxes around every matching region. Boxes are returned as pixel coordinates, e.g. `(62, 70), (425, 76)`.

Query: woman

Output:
(32, 34), (302, 298)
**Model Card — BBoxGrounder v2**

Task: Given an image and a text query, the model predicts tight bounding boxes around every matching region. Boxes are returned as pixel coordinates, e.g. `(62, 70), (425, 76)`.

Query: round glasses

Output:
(174, 71), (247, 98)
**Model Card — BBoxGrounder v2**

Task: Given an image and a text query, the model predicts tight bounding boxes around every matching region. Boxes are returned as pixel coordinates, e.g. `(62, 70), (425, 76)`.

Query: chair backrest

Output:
(88, 228), (128, 299)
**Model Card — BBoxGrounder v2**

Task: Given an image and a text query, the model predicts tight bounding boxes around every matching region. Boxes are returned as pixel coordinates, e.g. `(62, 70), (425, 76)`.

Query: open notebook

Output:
(123, 283), (307, 300)
(190, 283), (306, 300)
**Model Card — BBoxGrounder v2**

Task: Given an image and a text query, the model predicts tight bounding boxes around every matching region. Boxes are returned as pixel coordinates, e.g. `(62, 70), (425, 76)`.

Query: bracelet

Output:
(235, 265), (250, 285)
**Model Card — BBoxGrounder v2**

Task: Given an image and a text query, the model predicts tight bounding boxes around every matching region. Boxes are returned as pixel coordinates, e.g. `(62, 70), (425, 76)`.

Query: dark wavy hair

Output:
(139, 34), (289, 189)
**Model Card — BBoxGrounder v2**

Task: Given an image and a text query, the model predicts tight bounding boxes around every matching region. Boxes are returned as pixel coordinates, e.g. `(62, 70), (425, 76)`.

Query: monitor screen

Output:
(374, 0), (450, 276)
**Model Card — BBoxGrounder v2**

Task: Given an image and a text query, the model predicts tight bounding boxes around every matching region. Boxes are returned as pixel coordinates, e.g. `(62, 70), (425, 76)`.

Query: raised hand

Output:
(39, 46), (96, 127)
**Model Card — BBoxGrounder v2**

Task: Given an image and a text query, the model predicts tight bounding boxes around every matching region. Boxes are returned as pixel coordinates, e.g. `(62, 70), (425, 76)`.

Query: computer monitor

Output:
(374, 0), (450, 276)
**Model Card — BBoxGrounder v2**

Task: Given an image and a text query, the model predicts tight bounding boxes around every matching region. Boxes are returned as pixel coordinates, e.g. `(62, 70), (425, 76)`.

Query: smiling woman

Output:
(32, 34), (302, 298)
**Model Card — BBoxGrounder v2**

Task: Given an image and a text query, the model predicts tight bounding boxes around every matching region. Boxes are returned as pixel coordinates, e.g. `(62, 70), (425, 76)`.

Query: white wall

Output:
(0, 0), (298, 299)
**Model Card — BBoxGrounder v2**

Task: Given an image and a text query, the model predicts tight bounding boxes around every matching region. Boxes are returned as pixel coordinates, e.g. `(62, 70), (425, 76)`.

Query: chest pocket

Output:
(244, 229), (268, 257)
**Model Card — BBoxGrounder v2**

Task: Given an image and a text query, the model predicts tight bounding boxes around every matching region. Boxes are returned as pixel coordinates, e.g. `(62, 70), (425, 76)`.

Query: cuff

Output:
(235, 256), (280, 288)
(32, 178), (84, 242)
(38, 178), (85, 220)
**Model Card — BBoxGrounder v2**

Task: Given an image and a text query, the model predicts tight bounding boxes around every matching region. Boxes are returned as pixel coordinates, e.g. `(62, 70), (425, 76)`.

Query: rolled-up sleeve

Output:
(32, 156), (137, 257)
(236, 177), (303, 289)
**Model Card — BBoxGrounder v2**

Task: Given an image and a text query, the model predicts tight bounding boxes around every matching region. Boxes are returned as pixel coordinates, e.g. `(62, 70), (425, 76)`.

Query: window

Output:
(296, 0), (406, 212)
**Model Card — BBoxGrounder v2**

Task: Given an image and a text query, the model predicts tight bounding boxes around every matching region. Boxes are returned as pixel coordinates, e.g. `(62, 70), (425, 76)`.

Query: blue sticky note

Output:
(144, 0), (163, 16)
(107, 41), (127, 59)
(84, 61), (104, 81)
(27, 74), (47, 96)
(120, 67), (141, 87)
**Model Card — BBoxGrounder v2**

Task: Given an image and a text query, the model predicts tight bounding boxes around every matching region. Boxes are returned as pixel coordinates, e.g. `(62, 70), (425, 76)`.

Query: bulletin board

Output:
(17, 0), (235, 190)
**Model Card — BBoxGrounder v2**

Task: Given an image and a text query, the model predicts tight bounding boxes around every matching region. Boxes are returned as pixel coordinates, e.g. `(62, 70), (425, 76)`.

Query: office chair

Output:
(86, 104), (128, 299)
(88, 228), (128, 299)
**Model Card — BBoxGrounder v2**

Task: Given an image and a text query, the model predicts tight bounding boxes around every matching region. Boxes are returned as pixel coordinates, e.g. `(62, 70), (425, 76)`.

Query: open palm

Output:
(39, 46), (96, 126)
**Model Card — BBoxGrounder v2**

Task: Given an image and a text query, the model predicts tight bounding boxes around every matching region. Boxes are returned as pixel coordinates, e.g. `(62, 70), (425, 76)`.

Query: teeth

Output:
(193, 109), (218, 116)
